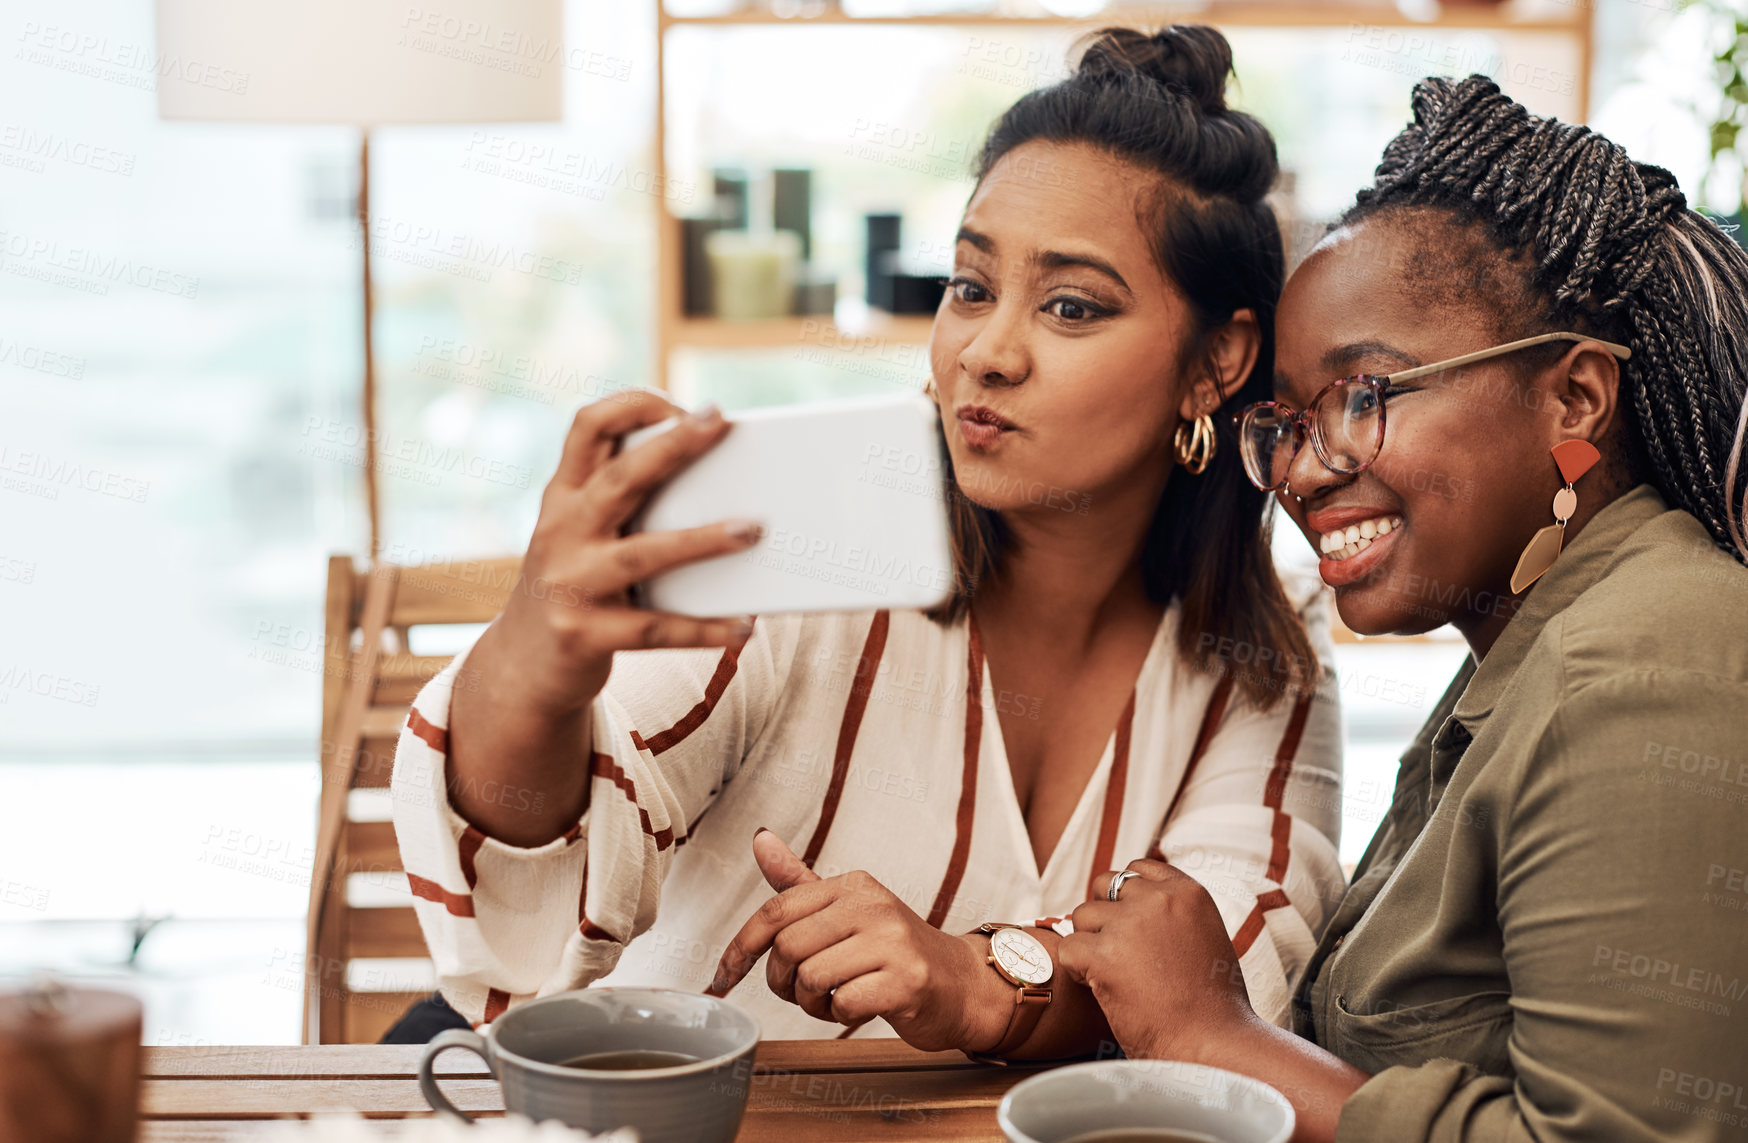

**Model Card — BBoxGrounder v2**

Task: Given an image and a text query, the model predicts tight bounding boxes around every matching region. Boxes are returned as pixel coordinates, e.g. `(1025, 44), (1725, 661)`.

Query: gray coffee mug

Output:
(417, 987), (760, 1143)
(999, 1059), (1294, 1143)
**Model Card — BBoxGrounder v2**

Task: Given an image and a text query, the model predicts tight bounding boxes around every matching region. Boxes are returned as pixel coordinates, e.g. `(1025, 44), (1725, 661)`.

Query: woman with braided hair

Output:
(1060, 75), (1748, 1141)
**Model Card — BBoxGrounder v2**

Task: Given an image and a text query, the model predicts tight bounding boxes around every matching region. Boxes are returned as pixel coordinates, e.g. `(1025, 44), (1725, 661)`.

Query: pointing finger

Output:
(753, 828), (820, 892)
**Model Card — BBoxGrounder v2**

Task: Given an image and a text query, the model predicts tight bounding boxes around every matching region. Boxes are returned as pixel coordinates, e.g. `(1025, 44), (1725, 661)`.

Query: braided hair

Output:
(1339, 75), (1748, 561)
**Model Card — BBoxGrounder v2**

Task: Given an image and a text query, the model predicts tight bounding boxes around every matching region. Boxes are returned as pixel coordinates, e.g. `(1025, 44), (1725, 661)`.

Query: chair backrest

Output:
(305, 554), (521, 1044)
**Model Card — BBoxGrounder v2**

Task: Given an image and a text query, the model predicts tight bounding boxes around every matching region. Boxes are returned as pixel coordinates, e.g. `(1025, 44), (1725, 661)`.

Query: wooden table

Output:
(142, 1040), (1047, 1140)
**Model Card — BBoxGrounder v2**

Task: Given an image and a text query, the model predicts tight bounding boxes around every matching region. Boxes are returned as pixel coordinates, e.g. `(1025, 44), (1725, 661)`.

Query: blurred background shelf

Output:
(662, 6), (1585, 31)
(673, 314), (935, 348)
(649, 0), (1595, 394)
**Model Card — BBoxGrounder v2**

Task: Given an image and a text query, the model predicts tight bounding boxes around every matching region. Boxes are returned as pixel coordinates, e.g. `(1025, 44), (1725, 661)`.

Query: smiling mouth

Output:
(1318, 515), (1404, 561)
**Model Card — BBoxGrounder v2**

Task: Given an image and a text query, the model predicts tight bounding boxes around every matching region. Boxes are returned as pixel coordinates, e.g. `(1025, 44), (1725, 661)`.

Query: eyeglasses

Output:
(1233, 332), (1633, 493)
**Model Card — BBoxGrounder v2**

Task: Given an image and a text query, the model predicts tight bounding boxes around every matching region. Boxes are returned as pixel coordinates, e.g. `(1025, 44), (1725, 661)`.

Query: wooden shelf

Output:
(659, 4), (1582, 32)
(671, 314), (935, 350)
(652, 3), (1593, 387)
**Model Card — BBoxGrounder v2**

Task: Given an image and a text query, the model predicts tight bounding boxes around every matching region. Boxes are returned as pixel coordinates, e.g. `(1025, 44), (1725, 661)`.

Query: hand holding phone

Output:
(488, 390), (763, 717)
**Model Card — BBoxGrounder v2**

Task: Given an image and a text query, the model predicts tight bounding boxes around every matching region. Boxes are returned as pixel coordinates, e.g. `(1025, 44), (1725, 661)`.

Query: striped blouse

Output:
(391, 599), (1344, 1040)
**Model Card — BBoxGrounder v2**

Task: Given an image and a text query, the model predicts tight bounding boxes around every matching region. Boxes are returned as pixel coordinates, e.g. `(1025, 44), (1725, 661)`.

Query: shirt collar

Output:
(1448, 483), (1669, 732)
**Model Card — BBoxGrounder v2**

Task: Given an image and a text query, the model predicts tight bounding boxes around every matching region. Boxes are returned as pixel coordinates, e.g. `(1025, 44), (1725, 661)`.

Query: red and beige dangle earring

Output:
(1509, 439), (1601, 593)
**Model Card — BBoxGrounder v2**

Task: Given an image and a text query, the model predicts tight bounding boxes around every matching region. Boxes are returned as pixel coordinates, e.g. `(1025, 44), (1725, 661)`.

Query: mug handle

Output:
(418, 1027), (493, 1123)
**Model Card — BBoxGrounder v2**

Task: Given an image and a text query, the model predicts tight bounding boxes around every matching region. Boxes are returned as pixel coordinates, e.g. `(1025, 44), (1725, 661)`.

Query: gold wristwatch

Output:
(965, 922), (1052, 1064)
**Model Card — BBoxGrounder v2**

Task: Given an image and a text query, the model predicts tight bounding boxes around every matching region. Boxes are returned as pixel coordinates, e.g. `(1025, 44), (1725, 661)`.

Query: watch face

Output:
(990, 927), (1052, 986)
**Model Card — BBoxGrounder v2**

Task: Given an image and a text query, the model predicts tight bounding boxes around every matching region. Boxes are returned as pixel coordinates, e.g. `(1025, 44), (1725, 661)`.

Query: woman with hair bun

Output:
(389, 25), (1346, 1059)
(1061, 74), (1748, 1141)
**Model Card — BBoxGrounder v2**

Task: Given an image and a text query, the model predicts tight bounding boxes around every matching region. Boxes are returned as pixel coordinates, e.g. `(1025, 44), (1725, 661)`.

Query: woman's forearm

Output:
(956, 923), (1356, 1124)
(447, 617), (596, 847)
(958, 927), (1114, 1061)
(1192, 1017), (1370, 1143)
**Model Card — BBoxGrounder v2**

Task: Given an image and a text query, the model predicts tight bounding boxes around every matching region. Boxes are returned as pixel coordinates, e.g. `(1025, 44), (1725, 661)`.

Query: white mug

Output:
(999, 1059), (1295, 1143)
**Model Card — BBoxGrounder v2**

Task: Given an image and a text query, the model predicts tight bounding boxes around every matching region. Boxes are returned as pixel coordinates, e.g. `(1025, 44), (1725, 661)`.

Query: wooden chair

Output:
(304, 553), (521, 1044)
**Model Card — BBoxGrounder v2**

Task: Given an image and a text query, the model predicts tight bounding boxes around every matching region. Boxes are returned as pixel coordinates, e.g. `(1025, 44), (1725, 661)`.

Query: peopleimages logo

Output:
(398, 7), (632, 81)
(461, 133), (693, 205)
(298, 417), (534, 490)
(15, 21), (250, 95)
(752, 526), (955, 596)
(0, 445), (150, 502)
(362, 215), (588, 287)
(0, 334), (84, 379)
(0, 229), (200, 299)
(1340, 24), (1575, 96)
(0, 124), (135, 176)
(0, 665), (100, 707)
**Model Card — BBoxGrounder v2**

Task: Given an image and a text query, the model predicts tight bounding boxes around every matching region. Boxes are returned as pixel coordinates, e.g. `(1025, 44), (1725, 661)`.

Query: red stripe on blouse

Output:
(458, 826), (486, 891)
(1232, 902), (1266, 957)
(802, 611), (891, 869)
(1263, 694), (1313, 883)
(1088, 689), (1138, 884)
(640, 638), (748, 755)
(674, 796), (718, 850)
(592, 751), (676, 851)
(927, 616), (985, 930)
(407, 872), (475, 917)
(1233, 889), (1295, 957)
(1265, 693), (1313, 809)
(1149, 674), (1237, 860)
(577, 869), (617, 943)
(407, 706), (448, 755)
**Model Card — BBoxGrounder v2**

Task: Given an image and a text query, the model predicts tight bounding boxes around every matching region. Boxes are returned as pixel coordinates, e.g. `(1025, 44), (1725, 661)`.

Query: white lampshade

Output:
(154, 0), (563, 124)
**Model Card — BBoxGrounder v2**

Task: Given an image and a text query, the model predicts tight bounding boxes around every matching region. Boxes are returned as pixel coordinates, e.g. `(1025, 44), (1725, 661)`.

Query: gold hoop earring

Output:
(1174, 412), (1216, 475)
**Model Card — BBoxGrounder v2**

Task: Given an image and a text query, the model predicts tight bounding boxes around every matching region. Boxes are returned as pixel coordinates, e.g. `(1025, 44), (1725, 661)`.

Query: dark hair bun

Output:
(974, 19), (1279, 237)
(1076, 24), (1233, 115)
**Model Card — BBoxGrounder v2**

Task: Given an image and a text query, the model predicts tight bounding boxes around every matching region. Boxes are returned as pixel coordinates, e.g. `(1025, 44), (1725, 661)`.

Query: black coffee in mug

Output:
(418, 988), (760, 1143)
(1059, 1131), (1225, 1143)
(559, 1049), (702, 1071)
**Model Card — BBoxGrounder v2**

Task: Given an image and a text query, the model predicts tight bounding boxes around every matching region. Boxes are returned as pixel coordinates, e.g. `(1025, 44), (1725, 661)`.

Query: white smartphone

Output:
(622, 392), (956, 617)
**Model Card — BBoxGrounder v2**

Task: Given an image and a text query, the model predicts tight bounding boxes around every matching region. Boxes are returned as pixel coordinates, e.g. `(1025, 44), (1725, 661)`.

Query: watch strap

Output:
(965, 924), (1051, 1065)
(965, 985), (1050, 1065)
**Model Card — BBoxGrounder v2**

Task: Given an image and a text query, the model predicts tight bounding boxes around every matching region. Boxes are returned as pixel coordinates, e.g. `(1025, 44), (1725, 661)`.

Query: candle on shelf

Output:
(706, 229), (802, 322)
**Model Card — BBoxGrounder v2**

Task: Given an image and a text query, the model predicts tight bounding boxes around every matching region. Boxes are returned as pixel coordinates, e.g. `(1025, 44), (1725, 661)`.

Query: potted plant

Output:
(1691, 0), (1747, 242)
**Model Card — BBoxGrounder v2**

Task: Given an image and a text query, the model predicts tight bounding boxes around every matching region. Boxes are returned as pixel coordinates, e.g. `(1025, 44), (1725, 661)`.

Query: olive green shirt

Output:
(1293, 485), (1748, 1141)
